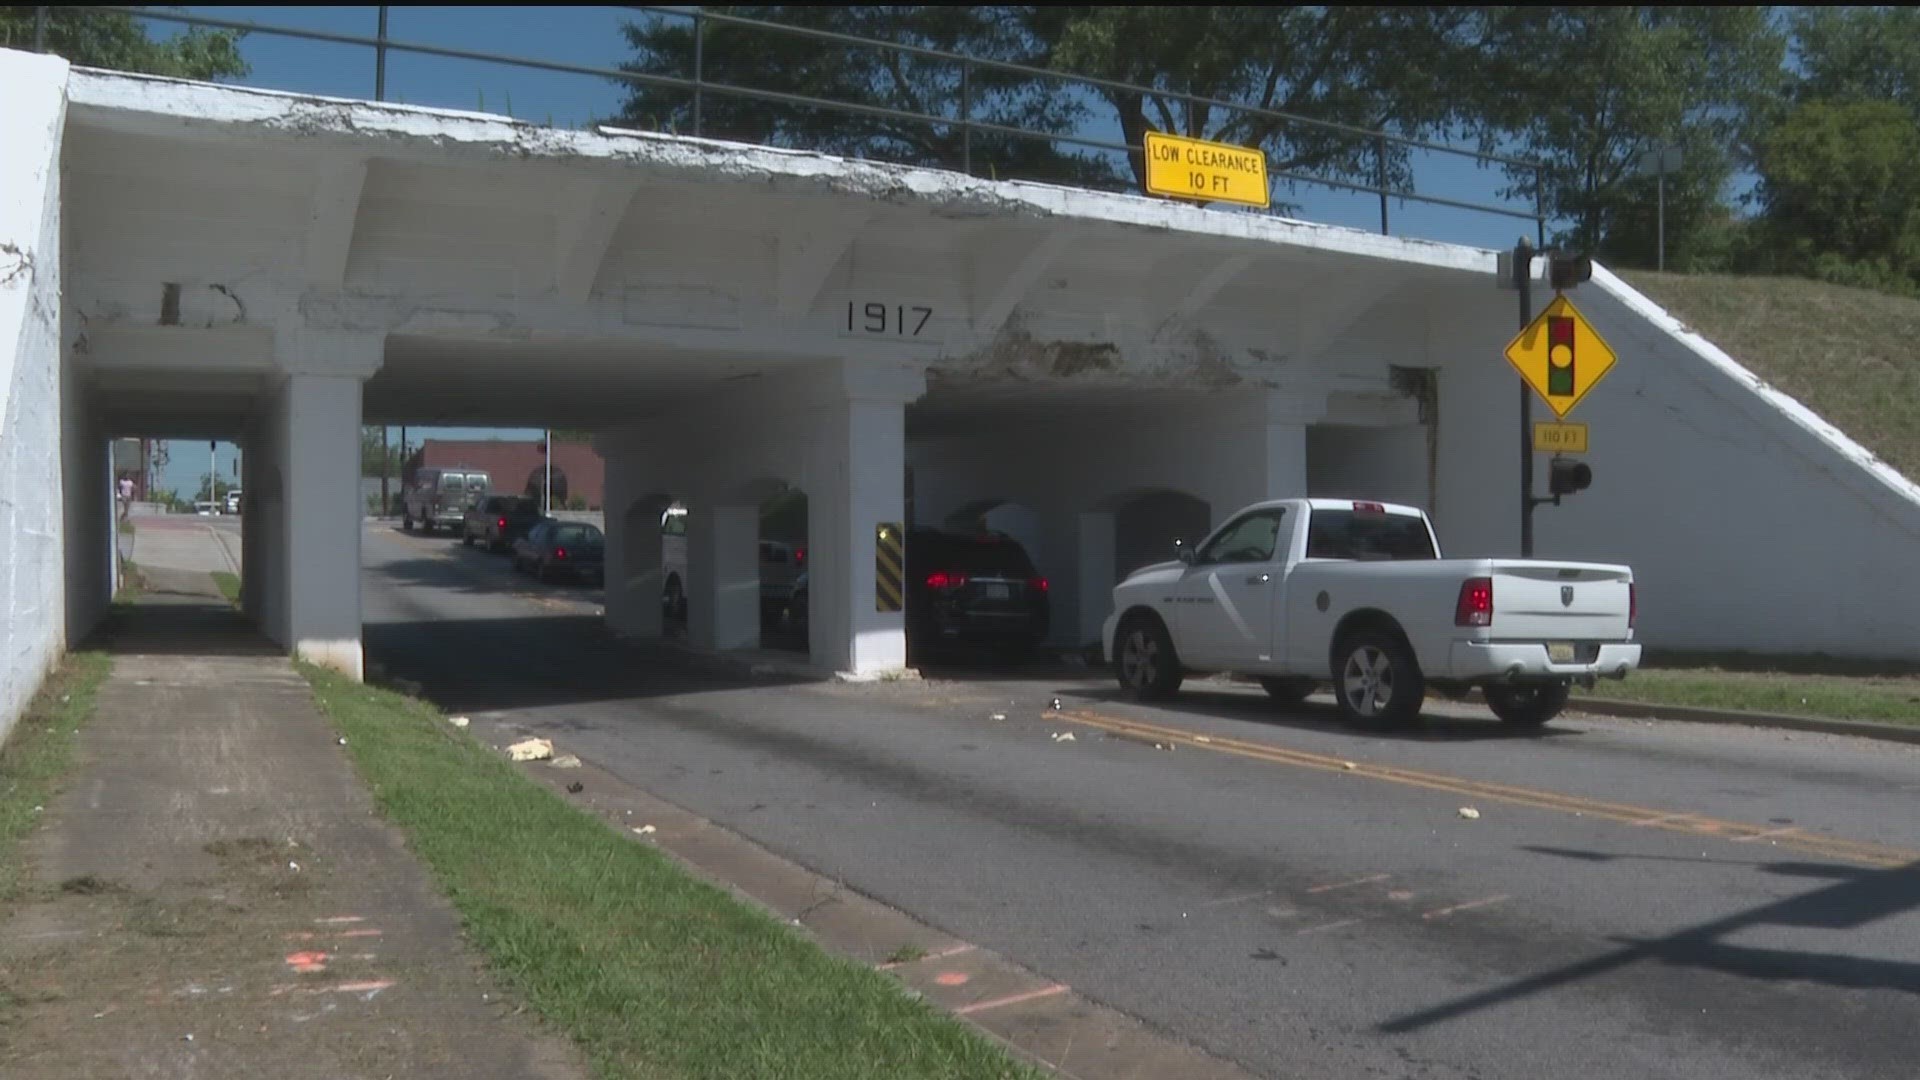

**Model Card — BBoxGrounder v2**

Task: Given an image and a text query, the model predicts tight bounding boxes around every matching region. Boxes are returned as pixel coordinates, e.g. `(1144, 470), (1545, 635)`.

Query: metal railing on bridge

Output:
(61, 5), (1547, 243)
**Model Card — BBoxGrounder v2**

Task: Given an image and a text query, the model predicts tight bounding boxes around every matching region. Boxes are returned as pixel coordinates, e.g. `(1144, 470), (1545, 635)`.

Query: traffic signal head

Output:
(1549, 252), (1592, 291)
(1548, 457), (1592, 496)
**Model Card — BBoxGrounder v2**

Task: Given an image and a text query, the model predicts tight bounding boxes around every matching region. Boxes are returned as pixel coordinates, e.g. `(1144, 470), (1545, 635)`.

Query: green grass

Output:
(1575, 659), (1920, 725)
(301, 666), (1043, 1080)
(211, 572), (241, 607)
(1619, 271), (1920, 483)
(0, 652), (113, 902)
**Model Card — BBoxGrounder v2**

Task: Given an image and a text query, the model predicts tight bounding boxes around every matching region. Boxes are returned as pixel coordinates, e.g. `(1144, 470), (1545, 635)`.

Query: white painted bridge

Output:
(5, 48), (1919, 736)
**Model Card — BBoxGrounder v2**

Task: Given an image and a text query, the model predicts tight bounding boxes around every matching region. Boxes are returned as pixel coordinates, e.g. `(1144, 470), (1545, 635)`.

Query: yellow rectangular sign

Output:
(1143, 131), (1270, 209)
(1533, 421), (1589, 454)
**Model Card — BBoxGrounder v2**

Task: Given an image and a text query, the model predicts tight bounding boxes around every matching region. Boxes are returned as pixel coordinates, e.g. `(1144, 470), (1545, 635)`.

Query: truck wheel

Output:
(1115, 616), (1183, 701)
(1333, 630), (1425, 727)
(1259, 677), (1317, 706)
(1484, 682), (1571, 728)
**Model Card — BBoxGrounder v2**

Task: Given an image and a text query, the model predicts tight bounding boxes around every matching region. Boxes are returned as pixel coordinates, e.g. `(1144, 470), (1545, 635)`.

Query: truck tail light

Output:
(1455, 577), (1493, 627)
(555, 548), (567, 560)
(1628, 582), (1637, 629)
(497, 517), (507, 528)
(1352, 501), (1386, 514)
(1030, 576), (1049, 592)
(925, 571), (968, 591)
(794, 547), (805, 567)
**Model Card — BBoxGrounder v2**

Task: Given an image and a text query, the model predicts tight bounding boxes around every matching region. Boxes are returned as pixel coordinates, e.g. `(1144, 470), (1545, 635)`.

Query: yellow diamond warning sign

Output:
(1503, 294), (1617, 419)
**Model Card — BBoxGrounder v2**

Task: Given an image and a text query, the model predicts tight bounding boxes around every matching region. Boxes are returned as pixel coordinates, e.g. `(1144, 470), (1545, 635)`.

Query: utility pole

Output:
(543, 428), (553, 516)
(1514, 239), (1536, 558)
(380, 425), (390, 516)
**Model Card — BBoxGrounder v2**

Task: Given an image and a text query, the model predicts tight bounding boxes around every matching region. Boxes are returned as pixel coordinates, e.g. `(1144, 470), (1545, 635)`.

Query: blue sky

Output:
(140, 5), (1549, 498)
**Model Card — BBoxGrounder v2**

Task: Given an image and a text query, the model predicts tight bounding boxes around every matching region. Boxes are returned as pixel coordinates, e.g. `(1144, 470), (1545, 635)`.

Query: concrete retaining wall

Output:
(1, 49), (74, 743)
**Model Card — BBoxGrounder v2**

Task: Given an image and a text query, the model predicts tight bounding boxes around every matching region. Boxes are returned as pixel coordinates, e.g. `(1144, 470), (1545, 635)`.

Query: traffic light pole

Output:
(1515, 239), (1536, 558)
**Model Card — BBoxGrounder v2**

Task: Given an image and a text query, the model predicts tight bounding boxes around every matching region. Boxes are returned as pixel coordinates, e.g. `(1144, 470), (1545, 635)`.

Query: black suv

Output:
(463, 495), (542, 553)
(782, 527), (1050, 659)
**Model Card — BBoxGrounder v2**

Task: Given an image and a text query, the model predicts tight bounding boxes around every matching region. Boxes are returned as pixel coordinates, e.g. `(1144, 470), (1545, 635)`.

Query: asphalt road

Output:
(362, 523), (1920, 1080)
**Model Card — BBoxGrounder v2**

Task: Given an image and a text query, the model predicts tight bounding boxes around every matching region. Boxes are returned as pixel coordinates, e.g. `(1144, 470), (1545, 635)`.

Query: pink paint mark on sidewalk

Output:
(954, 984), (1068, 1016)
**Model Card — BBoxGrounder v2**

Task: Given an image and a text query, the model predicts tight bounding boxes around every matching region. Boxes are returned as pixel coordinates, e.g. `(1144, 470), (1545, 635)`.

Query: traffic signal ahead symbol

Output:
(1503, 294), (1617, 419)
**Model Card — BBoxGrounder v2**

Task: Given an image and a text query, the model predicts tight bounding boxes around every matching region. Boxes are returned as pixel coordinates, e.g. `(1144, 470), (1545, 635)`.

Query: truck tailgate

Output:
(1488, 561), (1632, 641)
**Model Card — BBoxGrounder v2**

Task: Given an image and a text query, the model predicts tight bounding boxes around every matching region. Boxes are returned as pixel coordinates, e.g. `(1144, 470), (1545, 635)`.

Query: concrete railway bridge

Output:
(5, 50), (1918, 732)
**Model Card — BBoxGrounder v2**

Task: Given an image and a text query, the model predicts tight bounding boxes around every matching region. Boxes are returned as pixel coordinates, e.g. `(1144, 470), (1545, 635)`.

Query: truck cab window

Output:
(1195, 509), (1287, 565)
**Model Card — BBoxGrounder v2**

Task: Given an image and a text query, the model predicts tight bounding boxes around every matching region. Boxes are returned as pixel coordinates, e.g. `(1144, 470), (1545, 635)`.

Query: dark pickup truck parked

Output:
(463, 495), (542, 553)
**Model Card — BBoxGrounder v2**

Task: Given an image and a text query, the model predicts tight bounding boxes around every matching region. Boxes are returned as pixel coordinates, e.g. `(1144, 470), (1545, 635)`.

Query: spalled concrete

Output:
(0, 569), (582, 1080)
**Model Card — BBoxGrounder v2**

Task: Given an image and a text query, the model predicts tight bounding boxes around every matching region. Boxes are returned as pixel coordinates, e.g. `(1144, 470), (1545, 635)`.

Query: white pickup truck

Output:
(1101, 499), (1640, 728)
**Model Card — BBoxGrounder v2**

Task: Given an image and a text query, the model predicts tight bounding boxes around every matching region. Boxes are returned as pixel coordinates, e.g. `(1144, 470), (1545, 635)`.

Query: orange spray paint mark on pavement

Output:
(934, 971), (970, 987)
(285, 951), (330, 973)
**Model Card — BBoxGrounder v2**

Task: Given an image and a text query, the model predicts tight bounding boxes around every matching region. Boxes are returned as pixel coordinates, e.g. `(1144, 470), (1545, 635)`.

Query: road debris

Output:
(1458, 807), (1481, 820)
(506, 737), (554, 762)
(1342, 761), (1357, 771)
(633, 825), (656, 835)
(565, 781), (584, 794)
(550, 754), (583, 769)
(448, 715), (470, 729)
(989, 712), (1008, 722)
(1194, 735), (1213, 743)
(1049, 697), (1062, 711)
(336, 737), (347, 746)
(1051, 731), (1076, 743)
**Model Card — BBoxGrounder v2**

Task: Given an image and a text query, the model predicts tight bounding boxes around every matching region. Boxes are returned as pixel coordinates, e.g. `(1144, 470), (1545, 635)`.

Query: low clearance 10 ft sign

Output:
(1143, 131), (1270, 209)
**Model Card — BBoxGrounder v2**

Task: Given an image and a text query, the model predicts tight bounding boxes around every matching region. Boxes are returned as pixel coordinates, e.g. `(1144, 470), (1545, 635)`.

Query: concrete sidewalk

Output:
(0, 568), (580, 1079)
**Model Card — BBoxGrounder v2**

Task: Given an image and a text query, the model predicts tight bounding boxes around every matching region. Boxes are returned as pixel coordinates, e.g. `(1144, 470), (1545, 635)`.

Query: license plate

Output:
(1547, 642), (1576, 663)
(986, 583), (1010, 600)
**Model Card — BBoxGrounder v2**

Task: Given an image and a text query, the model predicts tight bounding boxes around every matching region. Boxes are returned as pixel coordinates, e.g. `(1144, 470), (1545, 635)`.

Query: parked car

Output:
(463, 494), (541, 552)
(512, 520), (604, 585)
(224, 489), (243, 515)
(759, 538), (806, 626)
(1102, 498), (1640, 728)
(402, 468), (490, 534)
(780, 527), (1049, 660)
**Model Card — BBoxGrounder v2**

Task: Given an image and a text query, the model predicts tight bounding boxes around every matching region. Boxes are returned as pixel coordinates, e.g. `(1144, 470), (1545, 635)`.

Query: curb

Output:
(1566, 695), (1920, 746)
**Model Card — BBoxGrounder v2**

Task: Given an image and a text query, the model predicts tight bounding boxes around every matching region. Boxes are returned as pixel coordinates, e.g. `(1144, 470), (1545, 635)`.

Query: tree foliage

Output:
(1752, 98), (1920, 291)
(607, 6), (1104, 184)
(1044, 6), (1482, 192)
(0, 6), (247, 81)
(1468, 6), (1785, 263)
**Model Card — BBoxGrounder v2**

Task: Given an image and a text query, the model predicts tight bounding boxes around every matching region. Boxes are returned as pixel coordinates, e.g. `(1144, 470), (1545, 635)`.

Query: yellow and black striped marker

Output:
(876, 522), (904, 612)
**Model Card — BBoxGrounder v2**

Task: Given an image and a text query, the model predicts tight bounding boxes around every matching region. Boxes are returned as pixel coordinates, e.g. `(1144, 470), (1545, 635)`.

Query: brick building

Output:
(400, 439), (604, 510)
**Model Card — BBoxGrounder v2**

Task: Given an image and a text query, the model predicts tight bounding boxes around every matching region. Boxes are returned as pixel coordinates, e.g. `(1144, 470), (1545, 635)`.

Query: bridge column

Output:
(685, 502), (760, 653)
(1195, 390), (1322, 517)
(271, 329), (384, 679)
(806, 364), (922, 676)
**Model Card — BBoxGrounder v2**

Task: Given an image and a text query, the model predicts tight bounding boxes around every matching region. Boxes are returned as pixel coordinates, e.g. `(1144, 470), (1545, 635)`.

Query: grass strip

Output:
(301, 666), (1043, 1080)
(211, 571), (241, 607)
(0, 652), (113, 903)
(1576, 668), (1920, 726)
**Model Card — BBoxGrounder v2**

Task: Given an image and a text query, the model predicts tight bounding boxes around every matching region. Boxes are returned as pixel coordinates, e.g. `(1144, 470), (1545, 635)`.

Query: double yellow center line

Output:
(1056, 709), (1917, 869)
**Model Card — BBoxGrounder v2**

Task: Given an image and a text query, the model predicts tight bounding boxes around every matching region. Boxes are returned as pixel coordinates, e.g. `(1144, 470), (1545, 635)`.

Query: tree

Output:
(1469, 7), (1786, 264)
(196, 474), (235, 502)
(1043, 6), (1484, 195)
(361, 426), (399, 478)
(1789, 6), (1920, 116)
(608, 6), (1103, 184)
(0, 7), (247, 80)
(1752, 98), (1920, 288)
